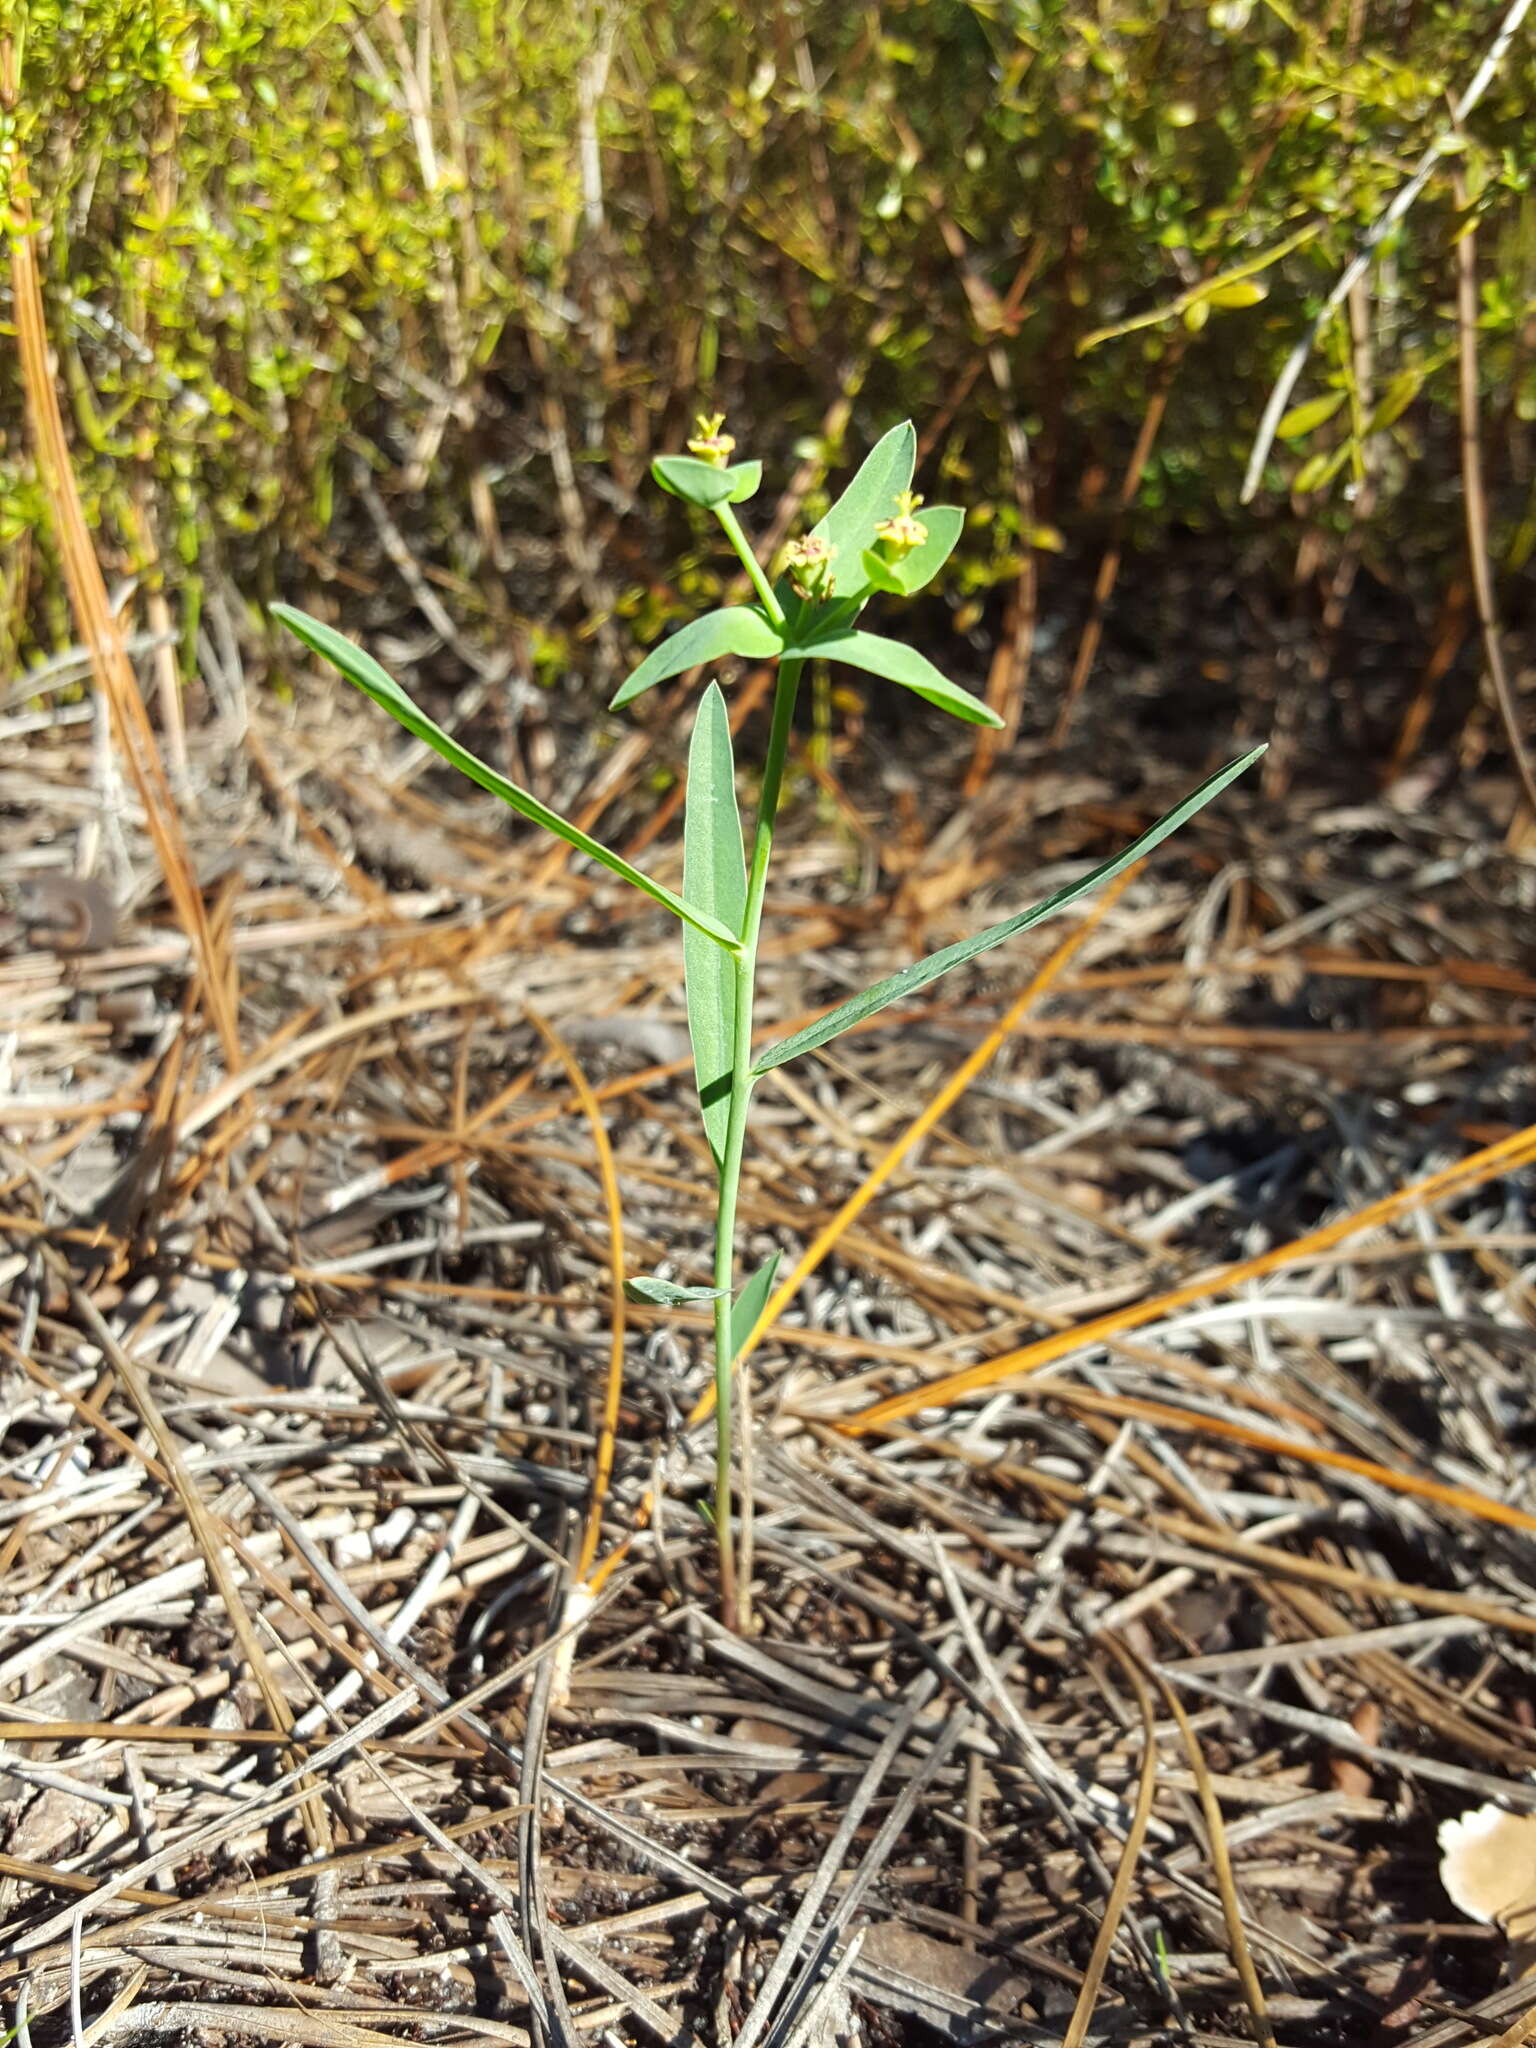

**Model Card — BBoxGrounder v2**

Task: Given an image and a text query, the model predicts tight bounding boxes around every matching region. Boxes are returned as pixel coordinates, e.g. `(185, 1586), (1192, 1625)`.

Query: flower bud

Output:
(782, 534), (837, 599)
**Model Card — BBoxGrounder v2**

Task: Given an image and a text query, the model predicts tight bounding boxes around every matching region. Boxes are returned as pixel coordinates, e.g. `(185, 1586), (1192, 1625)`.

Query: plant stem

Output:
(716, 502), (785, 624)
(710, 652), (801, 1631)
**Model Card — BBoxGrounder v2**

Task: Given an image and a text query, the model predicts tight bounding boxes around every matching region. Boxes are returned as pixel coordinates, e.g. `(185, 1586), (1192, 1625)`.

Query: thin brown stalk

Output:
(1050, 355), (1181, 750)
(1, 39), (240, 1070)
(527, 1008), (626, 1586)
(55, 1264), (331, 1854)
(1153, 1671), (1275, 2048)
(1453, 175), (1536, 827)
(1060, 1632), (1160, 2048)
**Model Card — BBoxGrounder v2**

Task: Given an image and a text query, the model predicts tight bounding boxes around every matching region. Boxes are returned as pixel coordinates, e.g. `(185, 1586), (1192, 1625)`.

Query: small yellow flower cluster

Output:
(686, 412), (736, 467)
(874, 490), (928, 560)
(781, 533), (837, 599)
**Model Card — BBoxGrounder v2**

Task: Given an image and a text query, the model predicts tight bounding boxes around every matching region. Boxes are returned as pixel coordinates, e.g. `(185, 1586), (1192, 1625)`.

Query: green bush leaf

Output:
(789, 628), (1001, 727)
(1365, 367), (1424, 433)
(1276, 392), (1345, 440)
(623, 1276), (726, 1308)
(753, 746), (1266, 1075)
(858, 504), (964, 597)
(272, 604), (740, 953)
(810, 420), (916, 573)
(729, 1251), (782, 1362)
(1294, 446), (1349, 493)
(611, 605), (782, 710)
(683, 681), (747, 1167)
(652, 455), (764, 507)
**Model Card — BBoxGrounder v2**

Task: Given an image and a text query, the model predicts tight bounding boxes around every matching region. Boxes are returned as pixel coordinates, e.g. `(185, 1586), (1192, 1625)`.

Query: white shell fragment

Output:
(1439, 1805), (1536, 1979)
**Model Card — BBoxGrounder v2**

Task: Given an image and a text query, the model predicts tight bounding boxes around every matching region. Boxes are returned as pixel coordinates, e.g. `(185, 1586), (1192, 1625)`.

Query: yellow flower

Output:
(686, 412), (736, 467)
(874, 490), (928, 561)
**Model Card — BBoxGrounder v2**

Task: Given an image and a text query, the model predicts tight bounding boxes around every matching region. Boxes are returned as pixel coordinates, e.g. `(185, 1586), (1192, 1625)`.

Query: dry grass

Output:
(3, 599), (1536, 2048)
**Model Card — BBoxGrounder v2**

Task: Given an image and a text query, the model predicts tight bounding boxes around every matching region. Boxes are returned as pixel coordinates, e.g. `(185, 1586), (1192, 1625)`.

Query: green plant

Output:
(13, 0), (1536, 694)
(272, 415), (1263, 1628)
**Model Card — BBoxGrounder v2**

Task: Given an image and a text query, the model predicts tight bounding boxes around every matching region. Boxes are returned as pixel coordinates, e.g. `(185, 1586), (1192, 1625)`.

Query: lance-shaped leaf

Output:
(753, 746), (1266, 1075)
(1276, 392), (1346, 441)
(788, 629), (1002, 728)
(859, 505), (965, 597)
(652, 455), (764, 508)
(272, 604), (740, 953)
(729, 1251), (781, 1364)
(611, 606), (782, 710)
(683, 682), (747, 1167)
(624, 1276), (727, 1308)
(811, 419), (916, 565)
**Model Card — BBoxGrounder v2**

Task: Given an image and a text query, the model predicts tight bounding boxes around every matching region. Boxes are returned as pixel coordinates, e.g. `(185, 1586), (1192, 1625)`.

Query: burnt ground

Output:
(3, 552), (1536, 2048)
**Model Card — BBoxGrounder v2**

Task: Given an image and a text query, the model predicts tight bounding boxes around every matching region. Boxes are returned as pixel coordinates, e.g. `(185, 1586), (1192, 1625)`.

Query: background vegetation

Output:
(4, 0), (1533, 780)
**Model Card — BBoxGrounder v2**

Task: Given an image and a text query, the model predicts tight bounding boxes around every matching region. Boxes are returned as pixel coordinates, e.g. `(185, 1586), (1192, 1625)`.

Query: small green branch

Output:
(717, 502), (786, 624)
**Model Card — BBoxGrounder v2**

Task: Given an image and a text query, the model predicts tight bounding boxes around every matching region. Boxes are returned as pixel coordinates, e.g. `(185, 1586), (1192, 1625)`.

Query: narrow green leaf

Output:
(683, 682), (747, 1167)
(859, 505), (964, 598)
(611, 606), (782, 710)
(729, 1251), (782, 1363)
(652, 455), (763, 508)
(753, 746), (1267, 1075)
(1294, 446), (1350, 493)
(272, 604), (740, 953)
(811, 421), (916, 576)
(1365, 366), (1425, 434)
(790, 629), (1002, 728)
(1276, 392), (1346, 441)
(623, 1276), (726, 1308)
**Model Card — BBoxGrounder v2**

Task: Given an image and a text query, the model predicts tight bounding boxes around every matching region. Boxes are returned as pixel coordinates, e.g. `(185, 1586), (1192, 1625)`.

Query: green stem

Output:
(710, 652), (801, 1630)
(716, 502), (785, 625)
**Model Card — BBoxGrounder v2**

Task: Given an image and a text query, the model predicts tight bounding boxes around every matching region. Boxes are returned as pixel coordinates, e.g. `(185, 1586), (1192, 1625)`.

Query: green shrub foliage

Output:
(5, 1), (1533, 678)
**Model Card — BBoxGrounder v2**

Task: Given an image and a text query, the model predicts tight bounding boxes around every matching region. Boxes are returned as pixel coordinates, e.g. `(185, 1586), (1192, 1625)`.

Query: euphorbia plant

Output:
(272, 416), (1262, 1628)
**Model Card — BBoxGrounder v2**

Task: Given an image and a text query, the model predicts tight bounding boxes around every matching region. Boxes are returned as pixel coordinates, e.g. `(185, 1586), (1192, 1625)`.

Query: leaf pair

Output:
(798, 424), (964, 608)
(614, 604), (999, 727)
(270, 604), (742, 953)
(625, 1251), (780, 1364)
(652, 454), (763, 508)
(807, 419), (916, 581)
